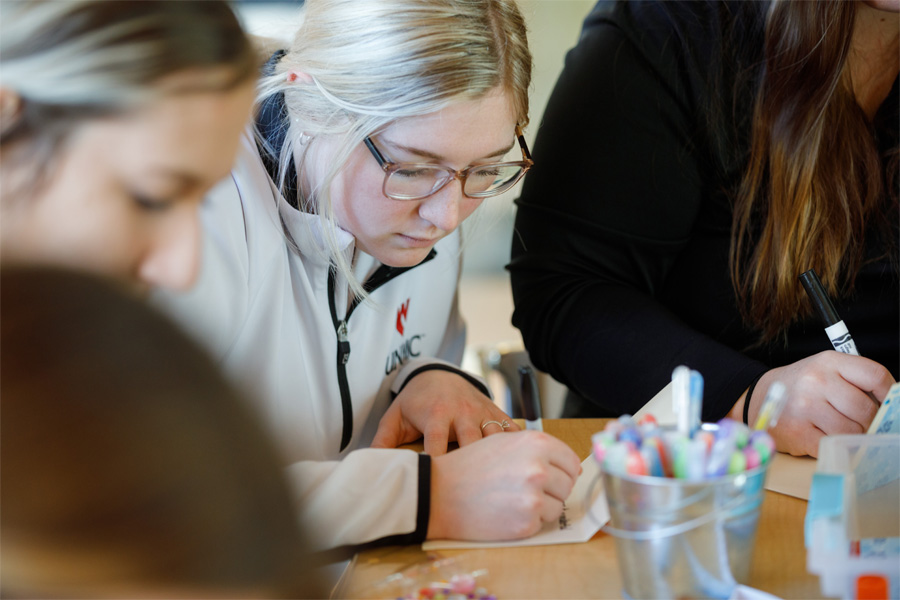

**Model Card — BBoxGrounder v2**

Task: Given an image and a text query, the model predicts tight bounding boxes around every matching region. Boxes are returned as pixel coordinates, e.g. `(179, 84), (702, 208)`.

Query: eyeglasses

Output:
(363, 125), (533, 201)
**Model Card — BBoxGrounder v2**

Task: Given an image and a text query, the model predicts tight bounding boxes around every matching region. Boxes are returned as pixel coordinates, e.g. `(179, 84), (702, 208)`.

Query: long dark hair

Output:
(729, 0), (898, 344)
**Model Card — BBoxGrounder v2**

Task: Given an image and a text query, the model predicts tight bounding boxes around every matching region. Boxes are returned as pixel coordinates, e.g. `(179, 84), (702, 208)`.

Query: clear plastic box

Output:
(805, 434), (900, 600)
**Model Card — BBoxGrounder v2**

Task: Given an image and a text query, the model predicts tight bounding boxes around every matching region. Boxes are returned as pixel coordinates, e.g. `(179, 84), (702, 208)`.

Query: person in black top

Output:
(510, 0), (898, 457)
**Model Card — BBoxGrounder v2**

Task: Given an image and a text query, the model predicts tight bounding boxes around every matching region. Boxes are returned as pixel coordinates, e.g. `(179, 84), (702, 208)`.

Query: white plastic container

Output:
(806, 434), (900, 599)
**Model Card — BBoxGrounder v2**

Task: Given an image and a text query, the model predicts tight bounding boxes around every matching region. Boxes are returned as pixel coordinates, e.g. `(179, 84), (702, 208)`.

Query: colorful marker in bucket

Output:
(593, 367), (778, 479)
(593, 415), (774, 479)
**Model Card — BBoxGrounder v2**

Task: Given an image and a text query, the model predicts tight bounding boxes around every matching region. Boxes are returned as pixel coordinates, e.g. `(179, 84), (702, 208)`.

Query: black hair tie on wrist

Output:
(742, 372), (765, 425)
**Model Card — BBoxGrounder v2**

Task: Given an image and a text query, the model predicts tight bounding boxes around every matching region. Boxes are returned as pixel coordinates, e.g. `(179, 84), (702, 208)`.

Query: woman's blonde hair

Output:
(0, 0), (256, 198)
(257, 0), (531, 297)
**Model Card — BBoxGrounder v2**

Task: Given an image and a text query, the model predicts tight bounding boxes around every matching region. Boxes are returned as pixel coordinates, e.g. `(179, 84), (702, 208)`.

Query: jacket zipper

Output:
(327, 250), (437, 452)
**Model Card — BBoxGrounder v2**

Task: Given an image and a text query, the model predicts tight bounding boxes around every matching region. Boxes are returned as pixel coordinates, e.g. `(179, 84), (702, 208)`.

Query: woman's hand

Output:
(370, 369), (520, 456)
(427, 430), (582, 541)
(744, 351), (894, 457)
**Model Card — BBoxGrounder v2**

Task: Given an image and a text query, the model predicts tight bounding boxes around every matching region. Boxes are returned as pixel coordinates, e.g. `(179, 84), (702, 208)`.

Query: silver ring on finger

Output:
(481, 419), (511, 433)
(481, 419), (509, 433)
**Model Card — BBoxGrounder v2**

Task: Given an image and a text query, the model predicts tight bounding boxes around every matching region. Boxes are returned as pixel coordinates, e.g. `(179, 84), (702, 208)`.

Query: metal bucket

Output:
(601, 463), (768, 599)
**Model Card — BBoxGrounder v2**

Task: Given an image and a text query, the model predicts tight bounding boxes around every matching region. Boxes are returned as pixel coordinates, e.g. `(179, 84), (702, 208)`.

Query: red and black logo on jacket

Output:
(385, 297), (422, 374)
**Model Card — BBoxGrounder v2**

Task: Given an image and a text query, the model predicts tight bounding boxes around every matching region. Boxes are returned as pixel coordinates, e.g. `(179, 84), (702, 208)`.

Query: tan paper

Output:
(765, 452), (816, 500)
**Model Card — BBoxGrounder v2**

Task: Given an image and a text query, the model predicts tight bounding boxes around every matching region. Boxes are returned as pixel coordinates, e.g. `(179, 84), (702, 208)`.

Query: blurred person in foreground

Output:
(0, 3), (320, 597)
(0, 0), (256, 292)
(1, 266), (322, 599)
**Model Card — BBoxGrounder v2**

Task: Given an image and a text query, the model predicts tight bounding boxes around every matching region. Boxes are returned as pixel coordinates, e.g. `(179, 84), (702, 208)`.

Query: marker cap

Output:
(517, 365), (542, 421)
(855, 574), (888, 600)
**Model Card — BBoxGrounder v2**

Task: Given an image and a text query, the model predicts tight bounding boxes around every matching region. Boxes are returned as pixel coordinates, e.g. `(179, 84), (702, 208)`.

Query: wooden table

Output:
(339, 419), (826, 599)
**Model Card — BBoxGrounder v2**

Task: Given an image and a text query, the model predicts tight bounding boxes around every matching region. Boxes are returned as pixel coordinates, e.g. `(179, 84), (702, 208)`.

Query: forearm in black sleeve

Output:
(510, 209), (766, 420)
(509, 6), (767, 420)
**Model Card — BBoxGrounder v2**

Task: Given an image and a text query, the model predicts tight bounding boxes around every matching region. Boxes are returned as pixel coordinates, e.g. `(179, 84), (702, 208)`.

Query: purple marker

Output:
(706, 436), (736, 478)
(618, 427), (642, 447)
(715, 418), (737, 441)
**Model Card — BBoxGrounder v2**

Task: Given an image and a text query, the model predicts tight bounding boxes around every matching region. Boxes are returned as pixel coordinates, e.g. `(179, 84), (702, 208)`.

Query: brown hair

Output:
(729, 0), (898, 344)
(0, 267), (320, 598)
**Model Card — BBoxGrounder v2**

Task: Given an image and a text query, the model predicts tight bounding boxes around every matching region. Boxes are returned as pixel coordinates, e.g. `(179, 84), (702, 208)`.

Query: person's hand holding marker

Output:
(427, 430), (582, 541)
(740, 354), (892, 457)
(730, 269), (895, 457)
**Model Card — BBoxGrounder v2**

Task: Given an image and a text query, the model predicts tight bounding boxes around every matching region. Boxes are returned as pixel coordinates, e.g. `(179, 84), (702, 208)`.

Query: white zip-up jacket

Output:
(154, 130), (487, 552)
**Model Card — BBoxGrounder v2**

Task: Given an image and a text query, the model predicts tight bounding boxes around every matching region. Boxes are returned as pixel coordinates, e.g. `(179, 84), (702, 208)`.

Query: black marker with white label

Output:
(799, 269), (859, 355)
(800, 268), (880, 405)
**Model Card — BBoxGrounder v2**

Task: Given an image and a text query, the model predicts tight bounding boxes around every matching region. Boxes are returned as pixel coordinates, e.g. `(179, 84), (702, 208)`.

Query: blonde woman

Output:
(156, 0), (582, 550)
(0, 0), (256, 291)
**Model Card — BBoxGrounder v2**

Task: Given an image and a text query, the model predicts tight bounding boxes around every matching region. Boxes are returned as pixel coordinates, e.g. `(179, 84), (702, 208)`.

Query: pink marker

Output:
(743, 445), (761, 470)
(592, 432), (614, 464)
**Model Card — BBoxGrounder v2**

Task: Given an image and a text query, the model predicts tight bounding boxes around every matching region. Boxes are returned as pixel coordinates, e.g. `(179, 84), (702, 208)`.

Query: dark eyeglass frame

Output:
(363, 125), (534, 201)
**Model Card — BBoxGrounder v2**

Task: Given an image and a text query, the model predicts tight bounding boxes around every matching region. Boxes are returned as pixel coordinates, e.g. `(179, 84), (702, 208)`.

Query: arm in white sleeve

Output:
(285, 448), (431, 552)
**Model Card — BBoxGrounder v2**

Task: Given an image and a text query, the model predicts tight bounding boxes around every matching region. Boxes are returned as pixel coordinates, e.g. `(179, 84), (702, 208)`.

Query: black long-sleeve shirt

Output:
(509, 0), (899, 420)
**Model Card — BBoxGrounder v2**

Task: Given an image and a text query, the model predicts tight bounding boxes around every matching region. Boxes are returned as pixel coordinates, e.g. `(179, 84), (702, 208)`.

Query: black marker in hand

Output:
(799, 269), (859, 355)
(799, 268), (877, 404)
(518, 365), (543, 431)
